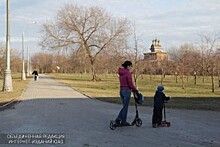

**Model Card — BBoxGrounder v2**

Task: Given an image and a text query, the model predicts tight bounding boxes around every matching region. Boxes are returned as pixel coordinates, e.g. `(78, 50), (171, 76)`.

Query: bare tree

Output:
(0, 44), (6, 76)
(199, 33), (220, 92)
(11, 49), (22, 73)
(0, 44), (22, 74)
(158, 60), (170, 85)
(216, 48), (220, 87)
(40, 4), (129, 81)
(31, 53), (53, 73)
(169, 44), (196, 89)
(69, 49), (90, 74)
(133, 22), (138, 87)
(169, 46), (185, 89)
(132, 22), (147, 88)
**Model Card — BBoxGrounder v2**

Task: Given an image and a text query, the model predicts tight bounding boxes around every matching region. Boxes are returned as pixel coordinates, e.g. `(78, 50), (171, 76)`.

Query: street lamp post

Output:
(21, 32), (26, 80)
(2, 0), (13, 91)
(26, 46), (30, 76)
(26, 21), (36, 77)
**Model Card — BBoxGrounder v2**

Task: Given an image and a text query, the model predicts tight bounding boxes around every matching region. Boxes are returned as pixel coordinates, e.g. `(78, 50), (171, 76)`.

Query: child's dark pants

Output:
(152, 107), (163, 125)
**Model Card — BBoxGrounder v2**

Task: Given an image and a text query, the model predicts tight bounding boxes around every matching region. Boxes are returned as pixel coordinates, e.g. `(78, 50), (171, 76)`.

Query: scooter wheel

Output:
(110, 121), (116, 130)
(135, 118), (142, 127)
(167, 122), (171, 127)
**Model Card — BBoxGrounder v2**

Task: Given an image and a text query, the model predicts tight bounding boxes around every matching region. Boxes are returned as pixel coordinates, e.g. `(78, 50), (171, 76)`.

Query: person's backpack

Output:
(133, 92), (144, 104)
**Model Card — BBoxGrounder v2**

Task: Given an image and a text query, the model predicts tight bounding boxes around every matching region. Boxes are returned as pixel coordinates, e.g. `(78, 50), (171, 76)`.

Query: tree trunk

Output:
(91, 60), (96, 81)
(194, 74), (197, 85)
(211, 75), (214, 93)
(181, 74), (184, 89)
(211, 69), (214, 93)
(91, 63), (101, 81)
(160, 73), (164, 85)
(218, 80), (220, 87)
(84, 68), (87, 74)
(92, 71), (97, 82)
(202, 72), (205, 82)
(175, 72), (178, 83)
(134, 78), (138, 89)
(133, 71), (138, 88)
(218, 75), (220, 87)
(218, 72), (220, 87)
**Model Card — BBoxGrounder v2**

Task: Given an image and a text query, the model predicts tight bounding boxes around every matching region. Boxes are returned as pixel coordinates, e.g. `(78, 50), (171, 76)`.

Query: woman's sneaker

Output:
(121, 122), (130, 126)
(115, 119), (121, 126)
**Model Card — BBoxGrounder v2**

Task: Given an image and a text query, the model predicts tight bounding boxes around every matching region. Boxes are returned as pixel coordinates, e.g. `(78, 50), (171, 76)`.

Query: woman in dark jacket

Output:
(152, 85), (170, 128)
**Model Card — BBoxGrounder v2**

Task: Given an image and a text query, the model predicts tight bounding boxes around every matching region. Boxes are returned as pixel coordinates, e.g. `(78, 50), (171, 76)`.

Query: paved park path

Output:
(0, 74), (220, 147)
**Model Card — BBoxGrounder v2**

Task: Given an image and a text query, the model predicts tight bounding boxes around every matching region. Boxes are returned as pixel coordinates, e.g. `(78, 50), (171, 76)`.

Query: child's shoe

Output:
(152, 124), (157, 128)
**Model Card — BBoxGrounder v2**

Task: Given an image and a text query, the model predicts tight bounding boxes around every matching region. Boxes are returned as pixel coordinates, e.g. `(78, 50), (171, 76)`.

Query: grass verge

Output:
(50, 73), (220, 111)
(0, 74), (31, 106)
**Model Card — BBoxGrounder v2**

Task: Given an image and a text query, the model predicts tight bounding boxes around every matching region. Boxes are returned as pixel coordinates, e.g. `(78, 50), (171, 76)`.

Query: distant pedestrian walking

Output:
(32, 70), (38, 81)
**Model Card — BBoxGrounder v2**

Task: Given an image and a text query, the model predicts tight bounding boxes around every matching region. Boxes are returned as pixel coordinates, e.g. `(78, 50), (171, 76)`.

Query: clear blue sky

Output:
(0, 0), (219, 55)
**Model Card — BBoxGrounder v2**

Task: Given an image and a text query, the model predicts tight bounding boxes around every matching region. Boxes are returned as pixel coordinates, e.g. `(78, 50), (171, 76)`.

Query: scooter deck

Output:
(110, 120), (134, 130)
(110, 120), (132, 127)
(161, 121), (171, 125)
(153, 121), (171, 128)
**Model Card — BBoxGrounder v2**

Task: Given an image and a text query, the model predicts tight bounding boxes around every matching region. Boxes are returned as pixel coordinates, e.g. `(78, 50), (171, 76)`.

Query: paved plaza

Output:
(0, 74), (220, 147)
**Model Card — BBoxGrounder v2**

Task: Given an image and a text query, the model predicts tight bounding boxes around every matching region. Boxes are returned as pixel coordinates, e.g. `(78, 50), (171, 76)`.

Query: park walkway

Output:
(0, 74), (220, 147)
(22, 74), (87, 99)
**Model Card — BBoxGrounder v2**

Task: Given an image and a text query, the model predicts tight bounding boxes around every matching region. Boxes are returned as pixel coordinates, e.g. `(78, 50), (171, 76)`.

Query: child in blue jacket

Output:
(152, 85), (170, 128)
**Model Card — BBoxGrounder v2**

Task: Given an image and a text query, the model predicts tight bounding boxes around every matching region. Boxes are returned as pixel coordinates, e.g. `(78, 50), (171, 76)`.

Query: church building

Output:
(144, 39), (168, 61)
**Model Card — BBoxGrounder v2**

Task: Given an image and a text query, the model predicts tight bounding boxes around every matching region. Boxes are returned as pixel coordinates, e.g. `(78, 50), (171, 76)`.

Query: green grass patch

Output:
(50, 73), (220, 111)
(96, 97), (220, 111)
(0, 74), (31, 105)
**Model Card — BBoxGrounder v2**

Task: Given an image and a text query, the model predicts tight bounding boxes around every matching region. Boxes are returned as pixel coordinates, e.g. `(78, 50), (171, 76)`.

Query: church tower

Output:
(144, 39), (168, 61)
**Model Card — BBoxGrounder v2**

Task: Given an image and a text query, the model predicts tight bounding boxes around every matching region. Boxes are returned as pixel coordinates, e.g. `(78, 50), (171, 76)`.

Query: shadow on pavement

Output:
(0, 97), (219, 147)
